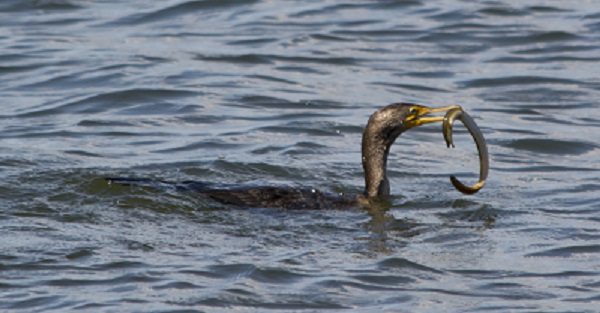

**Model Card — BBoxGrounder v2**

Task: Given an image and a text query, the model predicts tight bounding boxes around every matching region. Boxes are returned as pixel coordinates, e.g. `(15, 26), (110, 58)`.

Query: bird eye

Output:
(409, 107), (418, 115)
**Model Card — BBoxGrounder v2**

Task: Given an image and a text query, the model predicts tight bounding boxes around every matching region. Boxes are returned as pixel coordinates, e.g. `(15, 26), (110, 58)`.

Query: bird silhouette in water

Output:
(107, 103), (488, 210)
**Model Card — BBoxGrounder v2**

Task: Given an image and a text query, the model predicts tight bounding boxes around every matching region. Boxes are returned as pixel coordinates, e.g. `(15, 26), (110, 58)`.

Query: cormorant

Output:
(107, 103), (488, 210)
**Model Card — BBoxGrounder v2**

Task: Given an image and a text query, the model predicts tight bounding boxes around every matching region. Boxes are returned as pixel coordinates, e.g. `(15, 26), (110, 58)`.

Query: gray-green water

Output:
(2, 0), (600, 312)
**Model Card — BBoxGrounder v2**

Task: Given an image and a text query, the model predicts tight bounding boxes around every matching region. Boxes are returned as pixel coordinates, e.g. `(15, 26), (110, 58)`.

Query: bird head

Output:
(366, 103), (460, 144)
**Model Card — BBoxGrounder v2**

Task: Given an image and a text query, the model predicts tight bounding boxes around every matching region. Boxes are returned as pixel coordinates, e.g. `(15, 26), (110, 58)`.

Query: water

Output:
(1, 0), (600, 311)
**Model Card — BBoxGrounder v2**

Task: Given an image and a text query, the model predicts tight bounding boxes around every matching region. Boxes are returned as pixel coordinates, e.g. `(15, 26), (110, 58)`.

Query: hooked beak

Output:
(404, 105), (461, 129)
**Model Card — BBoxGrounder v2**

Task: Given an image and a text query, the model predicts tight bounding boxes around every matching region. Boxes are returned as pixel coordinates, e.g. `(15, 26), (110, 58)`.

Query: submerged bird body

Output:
(194, 185), (357, 210)
(107, 177), (359, 210)
(107, 103), (488, 209)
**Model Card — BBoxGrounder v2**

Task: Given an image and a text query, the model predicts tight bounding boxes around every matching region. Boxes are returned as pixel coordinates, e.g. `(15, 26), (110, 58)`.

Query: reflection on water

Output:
(2, 0), (600, 311)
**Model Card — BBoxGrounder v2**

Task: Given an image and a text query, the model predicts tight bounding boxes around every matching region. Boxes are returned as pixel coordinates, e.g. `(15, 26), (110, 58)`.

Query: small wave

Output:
(256, 121), (344, 137)
(460, 76), (584, 88)
(104, 0), (259, 26)
(513, 44), (598, 55)
(371, 81), (450, 93)
(194, 53), (361, 66)
(495, 165), (599, 173)
(526, 245), (600, 258)
(503, 138), (597, 156)
(63, 150), (103, 158)
(226, 38), (279, 46)
(152, 281), (202, 290)
(153, 140), (247, 154)
(275, 66), (328, 74)
(41, 272), (161, 288)
(399, 70), (455, 79)
(18, 72), (125, 91)
(0, 0), (81, 12)
(17, 89), (199, 117)
(195, 53), (274, 65)
(0, 64), (43, 74)
(478, 87), (588, 104)
(247, 74), (298, 86)
(488, 55), (600, 64)
(477, 5), (571, 17)
(477, 6), (529, 17)
(249, 267), (311, 284)
(377, 257), (444, 274)
(487, 31), (581, 47)
(352, 273), (415, 286)
(233, 95), (345, 110)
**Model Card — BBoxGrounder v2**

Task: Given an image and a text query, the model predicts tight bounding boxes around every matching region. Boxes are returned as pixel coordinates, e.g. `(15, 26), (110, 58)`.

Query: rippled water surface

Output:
(2, 0), (600, 312)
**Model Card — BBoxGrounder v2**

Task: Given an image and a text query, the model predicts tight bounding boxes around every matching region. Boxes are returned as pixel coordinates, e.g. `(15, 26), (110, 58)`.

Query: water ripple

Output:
(503, 138), (597, 155)
(526, 245), (600, 258)
(460, 76), (587, 88)
(17, 89), (200, 117)
(194, 53), (361, 66)
(2, 0), (600, 311)
(106, 0), (260, 26)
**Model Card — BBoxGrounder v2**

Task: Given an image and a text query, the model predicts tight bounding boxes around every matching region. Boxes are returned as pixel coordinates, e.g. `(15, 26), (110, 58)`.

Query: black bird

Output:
(107, 103), (487, 210)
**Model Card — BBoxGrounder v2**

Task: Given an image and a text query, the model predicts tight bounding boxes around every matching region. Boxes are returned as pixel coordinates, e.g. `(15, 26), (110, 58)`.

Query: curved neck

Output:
(361, 127), (393, 198)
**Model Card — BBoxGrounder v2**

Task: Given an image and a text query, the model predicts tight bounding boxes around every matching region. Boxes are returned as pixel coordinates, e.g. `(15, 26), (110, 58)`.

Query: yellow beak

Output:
(404, 105), (461, 129)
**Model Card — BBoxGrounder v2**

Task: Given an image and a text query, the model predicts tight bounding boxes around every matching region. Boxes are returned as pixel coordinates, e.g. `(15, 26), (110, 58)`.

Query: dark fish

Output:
(443, 107), (489, 194)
